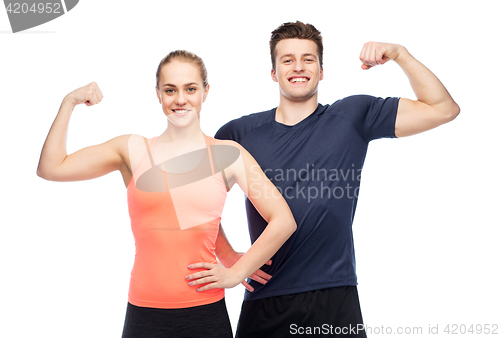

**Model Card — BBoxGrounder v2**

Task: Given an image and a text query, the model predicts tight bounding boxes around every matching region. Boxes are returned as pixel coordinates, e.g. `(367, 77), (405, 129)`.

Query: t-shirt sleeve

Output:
(341, 95), (400, 142)
(214, 120), (238, 142)
(215, 116), (252, 143)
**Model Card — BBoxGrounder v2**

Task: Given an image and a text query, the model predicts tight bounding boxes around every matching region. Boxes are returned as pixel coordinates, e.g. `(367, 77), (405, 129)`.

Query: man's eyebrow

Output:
(280, 53), (317, 60)
(302, 53), (317, 59)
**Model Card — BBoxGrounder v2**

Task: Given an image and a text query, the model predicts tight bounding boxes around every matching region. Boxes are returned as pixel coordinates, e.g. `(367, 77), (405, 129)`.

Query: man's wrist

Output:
(393, 45), (410, 64)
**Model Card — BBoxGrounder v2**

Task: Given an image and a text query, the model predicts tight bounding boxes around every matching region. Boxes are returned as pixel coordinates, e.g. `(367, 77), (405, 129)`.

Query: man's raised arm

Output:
(359, 42), (460, 137)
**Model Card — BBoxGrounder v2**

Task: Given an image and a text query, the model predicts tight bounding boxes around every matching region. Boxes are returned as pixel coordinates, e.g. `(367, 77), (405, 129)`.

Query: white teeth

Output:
(174, 110), (188, 113)
(290, 78), (308, 83)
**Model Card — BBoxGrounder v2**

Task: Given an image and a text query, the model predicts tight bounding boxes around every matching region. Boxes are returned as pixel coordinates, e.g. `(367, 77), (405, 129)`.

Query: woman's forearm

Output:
(229, 216), (296, 282)
(37, 96), (76, 178)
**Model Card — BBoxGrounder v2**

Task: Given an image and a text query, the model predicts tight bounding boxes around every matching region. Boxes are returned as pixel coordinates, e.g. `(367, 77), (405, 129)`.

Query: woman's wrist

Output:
(62, 93), (78, 107)
(229, 264), (248, 284)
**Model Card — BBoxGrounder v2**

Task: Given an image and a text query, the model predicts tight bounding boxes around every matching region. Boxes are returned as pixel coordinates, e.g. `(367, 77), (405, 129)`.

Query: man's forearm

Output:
(215, 223), (237, 266)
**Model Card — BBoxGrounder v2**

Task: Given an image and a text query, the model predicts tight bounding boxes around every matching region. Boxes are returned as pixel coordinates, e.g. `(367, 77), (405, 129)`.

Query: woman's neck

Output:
(160, 122), (205, 144)
(154, 122), (206, 163)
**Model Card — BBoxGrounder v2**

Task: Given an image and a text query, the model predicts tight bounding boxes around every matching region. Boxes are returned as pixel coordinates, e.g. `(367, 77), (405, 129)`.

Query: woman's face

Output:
(156, 60), (209, 128)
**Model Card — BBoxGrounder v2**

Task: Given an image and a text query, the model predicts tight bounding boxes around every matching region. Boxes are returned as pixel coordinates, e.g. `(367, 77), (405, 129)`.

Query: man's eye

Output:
(283, 59), (292, 63)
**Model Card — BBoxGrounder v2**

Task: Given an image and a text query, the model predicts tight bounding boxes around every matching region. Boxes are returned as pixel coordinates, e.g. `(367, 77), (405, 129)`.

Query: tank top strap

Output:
(142, 137), (156, 167)
(205, 135), (215, 176)
(205, 135), (230, 191)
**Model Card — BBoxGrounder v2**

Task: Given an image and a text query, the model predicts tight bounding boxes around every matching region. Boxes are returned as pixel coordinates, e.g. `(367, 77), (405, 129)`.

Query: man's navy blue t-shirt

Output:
(215, 95), (399, 301)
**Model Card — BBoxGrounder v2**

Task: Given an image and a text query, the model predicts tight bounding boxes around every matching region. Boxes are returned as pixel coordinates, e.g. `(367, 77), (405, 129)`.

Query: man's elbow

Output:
(444, 101), (460, 123)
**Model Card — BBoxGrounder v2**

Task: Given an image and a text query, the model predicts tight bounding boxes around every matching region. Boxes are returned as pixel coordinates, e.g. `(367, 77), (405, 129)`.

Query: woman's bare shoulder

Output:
(212, 138), (244, 150)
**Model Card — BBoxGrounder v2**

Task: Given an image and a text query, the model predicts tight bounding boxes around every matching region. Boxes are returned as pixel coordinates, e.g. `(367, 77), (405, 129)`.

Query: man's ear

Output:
(271, 69), (278, 82)
(320, 67), (324, 81)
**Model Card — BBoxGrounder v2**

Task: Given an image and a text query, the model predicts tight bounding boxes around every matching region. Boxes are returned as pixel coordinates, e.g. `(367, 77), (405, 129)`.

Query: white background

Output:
(1, 1), (499, 337)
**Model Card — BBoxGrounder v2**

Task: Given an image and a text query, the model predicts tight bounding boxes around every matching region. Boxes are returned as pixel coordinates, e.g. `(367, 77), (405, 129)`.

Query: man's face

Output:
(271, 39), (323, 103)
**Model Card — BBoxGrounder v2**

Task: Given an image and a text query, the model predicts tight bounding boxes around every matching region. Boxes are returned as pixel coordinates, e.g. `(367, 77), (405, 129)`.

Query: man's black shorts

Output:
(235, 286), (367, 337)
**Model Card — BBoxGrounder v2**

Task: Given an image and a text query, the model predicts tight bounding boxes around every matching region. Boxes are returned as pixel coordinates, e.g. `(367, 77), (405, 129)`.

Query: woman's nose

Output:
(175, 92), (187, 105)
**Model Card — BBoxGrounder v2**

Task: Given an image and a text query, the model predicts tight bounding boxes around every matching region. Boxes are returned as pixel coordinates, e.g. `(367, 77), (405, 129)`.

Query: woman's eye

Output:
(187, 87), (196, 92)
(165, 89), (174, 93)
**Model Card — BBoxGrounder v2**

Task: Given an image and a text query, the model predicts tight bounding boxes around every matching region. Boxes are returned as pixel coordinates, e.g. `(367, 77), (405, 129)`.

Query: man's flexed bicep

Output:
(359, 42), (460, 137)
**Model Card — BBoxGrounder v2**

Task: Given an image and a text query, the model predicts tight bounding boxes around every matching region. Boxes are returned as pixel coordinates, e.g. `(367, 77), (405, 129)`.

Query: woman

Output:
(37, 50), (296, 338)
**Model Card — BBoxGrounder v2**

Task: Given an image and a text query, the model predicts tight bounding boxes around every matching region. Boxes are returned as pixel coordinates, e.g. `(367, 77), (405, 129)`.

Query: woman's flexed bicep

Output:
(37, 134), (130, 182)
(37, 82), (130, 183)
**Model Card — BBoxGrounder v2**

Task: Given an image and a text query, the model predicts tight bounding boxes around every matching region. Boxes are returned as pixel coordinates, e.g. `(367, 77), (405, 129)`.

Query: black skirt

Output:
(122, 298), (233, 338)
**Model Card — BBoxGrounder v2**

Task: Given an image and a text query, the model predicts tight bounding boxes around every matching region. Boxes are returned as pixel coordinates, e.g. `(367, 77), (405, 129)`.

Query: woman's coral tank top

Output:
(126, 135), (227, 308)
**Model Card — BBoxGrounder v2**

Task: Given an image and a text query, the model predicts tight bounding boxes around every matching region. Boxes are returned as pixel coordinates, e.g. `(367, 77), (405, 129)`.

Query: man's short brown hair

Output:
(269, 21), (323, 71)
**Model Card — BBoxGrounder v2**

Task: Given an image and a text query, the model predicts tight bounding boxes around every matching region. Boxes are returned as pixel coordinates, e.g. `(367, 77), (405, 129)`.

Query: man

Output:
(190, 21), (459, 337)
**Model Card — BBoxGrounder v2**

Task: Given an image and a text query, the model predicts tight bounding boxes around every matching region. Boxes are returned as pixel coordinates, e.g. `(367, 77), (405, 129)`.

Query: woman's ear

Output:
(203, 84), (210, 102)
(156, 87), (162, 103)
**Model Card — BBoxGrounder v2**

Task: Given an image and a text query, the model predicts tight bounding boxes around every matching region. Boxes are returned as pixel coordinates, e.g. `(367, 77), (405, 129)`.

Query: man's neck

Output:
(275, 95), (319, 126)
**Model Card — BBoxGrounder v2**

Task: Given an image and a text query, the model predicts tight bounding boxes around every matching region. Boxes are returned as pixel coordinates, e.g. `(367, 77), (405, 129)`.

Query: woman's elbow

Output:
(36, 165), (60, 181)
(36, 166), (48, 180)
(286, 215), (297, 235)
(36, 168), (53, 181)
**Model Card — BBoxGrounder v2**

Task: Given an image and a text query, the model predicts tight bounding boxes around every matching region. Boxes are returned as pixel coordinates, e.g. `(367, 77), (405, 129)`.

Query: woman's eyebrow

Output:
(162, 82), (199, 88)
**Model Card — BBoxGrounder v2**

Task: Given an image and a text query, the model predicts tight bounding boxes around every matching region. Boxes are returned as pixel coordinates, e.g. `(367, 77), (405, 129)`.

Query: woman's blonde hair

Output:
(155, 50), (208, 89)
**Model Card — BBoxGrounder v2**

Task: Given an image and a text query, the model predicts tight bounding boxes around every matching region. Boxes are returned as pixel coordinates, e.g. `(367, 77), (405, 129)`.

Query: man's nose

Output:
(293, 60), (304, 72)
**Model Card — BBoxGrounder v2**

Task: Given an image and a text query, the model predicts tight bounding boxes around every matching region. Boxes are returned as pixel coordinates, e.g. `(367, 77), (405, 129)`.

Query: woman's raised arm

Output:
(37, 82), (130, 183)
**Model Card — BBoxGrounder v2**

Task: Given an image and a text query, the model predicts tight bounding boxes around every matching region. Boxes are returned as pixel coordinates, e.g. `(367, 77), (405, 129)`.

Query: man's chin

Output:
(283, 91), (318, 103)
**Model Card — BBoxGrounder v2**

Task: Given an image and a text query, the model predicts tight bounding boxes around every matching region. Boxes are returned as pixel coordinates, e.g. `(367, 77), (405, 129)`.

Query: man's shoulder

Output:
(322, 95), (397, 122)
(227, 108), (274, 126)
(215, 109), (275, 141)
(323, 95), (378, 112)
